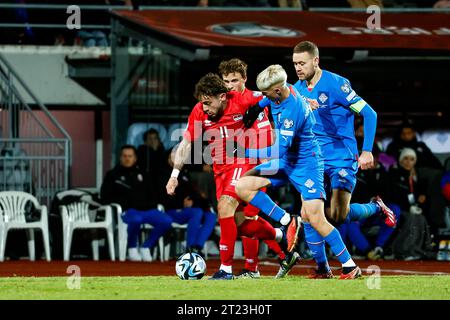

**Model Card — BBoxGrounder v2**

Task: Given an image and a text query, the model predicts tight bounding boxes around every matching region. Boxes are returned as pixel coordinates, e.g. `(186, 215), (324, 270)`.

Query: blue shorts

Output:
(254, 157), (326, 201)
(324, 158), (358, 193)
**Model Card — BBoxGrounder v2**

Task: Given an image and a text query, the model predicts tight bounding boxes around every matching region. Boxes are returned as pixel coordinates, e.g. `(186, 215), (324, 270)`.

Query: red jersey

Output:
(184, 91), (272, 175)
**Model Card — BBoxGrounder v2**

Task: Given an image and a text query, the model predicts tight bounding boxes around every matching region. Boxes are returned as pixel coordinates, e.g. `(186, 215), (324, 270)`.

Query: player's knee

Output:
(217, 201), (234, 218)
(330, 206), (348, 224)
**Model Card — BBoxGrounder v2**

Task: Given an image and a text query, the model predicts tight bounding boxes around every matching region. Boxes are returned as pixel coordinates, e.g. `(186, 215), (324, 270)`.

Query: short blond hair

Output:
(256, 64), (287, 91)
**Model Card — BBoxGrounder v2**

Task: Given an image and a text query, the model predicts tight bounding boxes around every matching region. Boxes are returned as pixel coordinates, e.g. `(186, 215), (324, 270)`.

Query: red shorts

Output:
(214, 164), (262, 217)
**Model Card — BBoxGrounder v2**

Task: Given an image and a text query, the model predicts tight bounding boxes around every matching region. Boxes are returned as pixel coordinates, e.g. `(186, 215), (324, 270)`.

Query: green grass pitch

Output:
(0, 276), (449, 300)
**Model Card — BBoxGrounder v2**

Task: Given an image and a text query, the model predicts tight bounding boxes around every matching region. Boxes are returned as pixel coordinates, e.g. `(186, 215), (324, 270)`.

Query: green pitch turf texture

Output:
(0, 276), (448, 300)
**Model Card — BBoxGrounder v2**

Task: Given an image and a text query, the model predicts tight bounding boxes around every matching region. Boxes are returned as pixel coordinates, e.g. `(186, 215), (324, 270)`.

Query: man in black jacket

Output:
(101, 145), (173, 261)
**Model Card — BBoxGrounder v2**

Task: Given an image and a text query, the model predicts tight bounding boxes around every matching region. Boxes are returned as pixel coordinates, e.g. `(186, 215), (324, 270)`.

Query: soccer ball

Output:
(175, 252), (206, 280)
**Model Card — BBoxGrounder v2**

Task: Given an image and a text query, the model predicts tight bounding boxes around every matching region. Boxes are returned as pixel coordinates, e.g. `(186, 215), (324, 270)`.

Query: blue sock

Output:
(345, 203), (379, 223)
(324, 228), (352, 264)
(249, 191), (286, 223)
(304, 222), (330, 272)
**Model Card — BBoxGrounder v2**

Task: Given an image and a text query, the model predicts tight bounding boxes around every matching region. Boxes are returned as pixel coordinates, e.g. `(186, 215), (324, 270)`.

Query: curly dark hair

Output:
(218, 58), (248, 79)
(194, 73), (228, 100)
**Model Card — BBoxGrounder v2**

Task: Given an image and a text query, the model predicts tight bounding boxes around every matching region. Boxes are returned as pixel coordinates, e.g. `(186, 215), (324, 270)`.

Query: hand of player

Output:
(358, 151), (374, 170)
(243, 103), (263, 128)
(166, 177), (178, 195)
(306, 98), (319, 110)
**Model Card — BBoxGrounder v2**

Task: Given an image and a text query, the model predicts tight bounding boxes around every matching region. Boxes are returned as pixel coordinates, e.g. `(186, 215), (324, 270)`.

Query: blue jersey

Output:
(268, 84), (321, 164)
(294, 70), (367, 161)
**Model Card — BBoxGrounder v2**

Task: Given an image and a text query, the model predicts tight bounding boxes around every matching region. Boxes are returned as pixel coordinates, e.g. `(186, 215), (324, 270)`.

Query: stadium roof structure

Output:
(111, 8), (450, 61)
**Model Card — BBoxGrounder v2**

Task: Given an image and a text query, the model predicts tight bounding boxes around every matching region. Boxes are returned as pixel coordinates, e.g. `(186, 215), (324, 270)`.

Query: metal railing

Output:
(0, 53), (71, 207)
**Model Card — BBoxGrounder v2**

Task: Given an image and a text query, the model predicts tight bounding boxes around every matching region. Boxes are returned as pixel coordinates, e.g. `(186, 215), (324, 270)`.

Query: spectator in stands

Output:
(100, 145), (173, 262)
(386, 148), (428, 213)
(337, 149), (401, 260)
(386, 121), (443, 170)
(159, 150), (216, 256)
(347, 0), (383, 7)
(137, 128), (166, 189)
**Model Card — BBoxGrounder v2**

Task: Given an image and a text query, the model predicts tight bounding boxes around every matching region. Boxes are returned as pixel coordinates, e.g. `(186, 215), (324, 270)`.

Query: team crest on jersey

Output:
(257, 112), (265, 121)
(341, 83), (351, 94)
(283, 119), (294, 129)
(233, 114), (243, 122)
(318, 93), (328, 104)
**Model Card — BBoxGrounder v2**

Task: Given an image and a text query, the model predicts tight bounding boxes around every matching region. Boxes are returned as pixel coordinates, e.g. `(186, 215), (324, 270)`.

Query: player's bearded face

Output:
(200, 93), (226, 119)
(293, 52), (318, 81)
(222, 72), (246, 93)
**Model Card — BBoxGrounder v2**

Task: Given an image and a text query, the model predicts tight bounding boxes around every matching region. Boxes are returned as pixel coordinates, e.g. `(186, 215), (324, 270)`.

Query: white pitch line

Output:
(259, 261), (450, 276)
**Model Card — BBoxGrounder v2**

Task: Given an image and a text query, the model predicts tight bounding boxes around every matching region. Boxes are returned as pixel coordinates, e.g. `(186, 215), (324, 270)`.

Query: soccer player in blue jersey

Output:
(236, 64), (362, 279)
(292, 41), (396, 278)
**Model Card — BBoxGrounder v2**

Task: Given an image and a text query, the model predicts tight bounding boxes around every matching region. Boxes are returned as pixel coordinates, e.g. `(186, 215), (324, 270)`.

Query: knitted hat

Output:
(399, 148), (417, 162)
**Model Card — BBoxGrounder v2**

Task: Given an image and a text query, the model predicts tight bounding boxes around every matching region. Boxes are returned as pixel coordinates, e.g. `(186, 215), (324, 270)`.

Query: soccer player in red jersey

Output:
(219, 59), (298, 279)
(166, 73), (297, 280)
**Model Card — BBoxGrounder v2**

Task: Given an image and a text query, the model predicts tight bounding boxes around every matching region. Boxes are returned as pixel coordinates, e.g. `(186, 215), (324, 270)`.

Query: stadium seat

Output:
(126, 122), (168, 149)
(0, 191), (51, 262)
(421, 130), (450, 154)
(59, 193), (115, 261)
(166, 122), (187, 150)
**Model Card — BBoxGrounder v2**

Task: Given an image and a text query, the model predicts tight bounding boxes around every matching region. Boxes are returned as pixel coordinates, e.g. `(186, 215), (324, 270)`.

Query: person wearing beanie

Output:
(385, 148), (427, 214)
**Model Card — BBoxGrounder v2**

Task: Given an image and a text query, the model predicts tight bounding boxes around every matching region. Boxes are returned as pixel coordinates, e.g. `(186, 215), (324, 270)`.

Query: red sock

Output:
(265, 240), (286, 260)
(219, 216), (237, 267)
(242, 236), (259, 272)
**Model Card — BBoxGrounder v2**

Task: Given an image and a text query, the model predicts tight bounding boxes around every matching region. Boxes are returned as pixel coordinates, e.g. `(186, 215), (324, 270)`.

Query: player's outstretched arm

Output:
(166, 138), (191, 195)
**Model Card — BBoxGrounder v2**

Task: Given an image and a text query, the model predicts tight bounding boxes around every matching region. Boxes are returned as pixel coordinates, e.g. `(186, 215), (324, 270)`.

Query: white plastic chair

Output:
(0, 191), (51, 262)
(115, 204), (165, 262)
(60, 201), (115, 261)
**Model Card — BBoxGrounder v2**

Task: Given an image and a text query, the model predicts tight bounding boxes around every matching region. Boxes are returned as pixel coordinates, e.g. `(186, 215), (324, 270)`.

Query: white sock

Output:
(220, 264), (232, 274)
(275, 228), (283, 242)
(342, 259), (356, 268)
(280, 212), (291, 226)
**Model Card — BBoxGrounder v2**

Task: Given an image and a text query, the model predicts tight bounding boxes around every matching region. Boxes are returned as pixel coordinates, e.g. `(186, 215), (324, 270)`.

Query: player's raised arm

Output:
(166, 137), (191, 195)
(334, 79), (377, 170)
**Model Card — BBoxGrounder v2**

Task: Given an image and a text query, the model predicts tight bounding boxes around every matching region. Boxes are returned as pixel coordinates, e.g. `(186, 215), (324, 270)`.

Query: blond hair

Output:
(256, 64), (288, 91)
